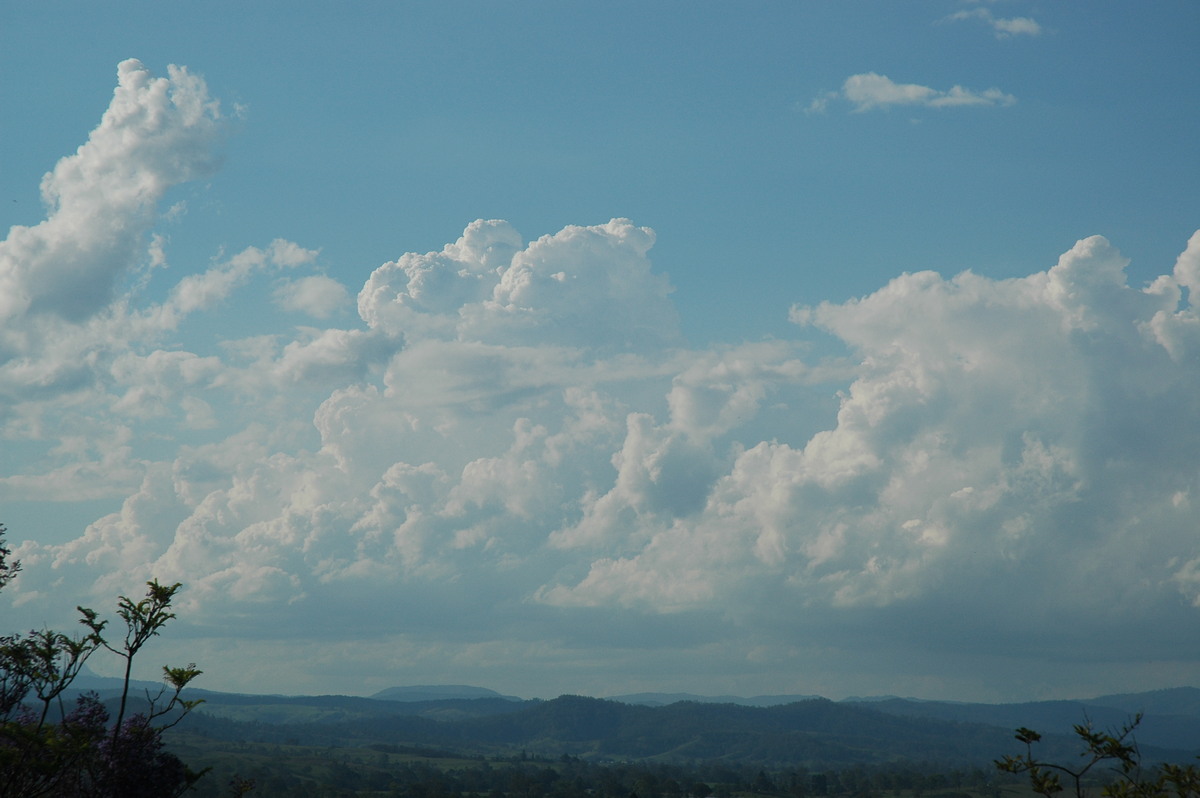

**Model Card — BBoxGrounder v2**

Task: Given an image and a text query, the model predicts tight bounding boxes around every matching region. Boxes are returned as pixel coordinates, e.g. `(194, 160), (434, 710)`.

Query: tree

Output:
(995, 714), (1200, 798)
(0, 522), (208, 797)
(0, 523), (19, 591)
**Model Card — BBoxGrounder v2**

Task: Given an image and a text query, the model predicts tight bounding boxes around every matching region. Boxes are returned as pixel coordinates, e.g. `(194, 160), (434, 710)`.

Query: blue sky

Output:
(2, 1), (1199, 703)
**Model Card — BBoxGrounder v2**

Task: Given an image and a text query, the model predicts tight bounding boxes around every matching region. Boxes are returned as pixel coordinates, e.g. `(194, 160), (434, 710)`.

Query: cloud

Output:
(810, 73), (1017, 113)
(274, 275), (352, 319)
(359, 218), (681, 352)
(944, 8), (1044, 38)
(11, 216), (1200, 698)
(544, 231), (1200, 651)
(5, 59), (1200, 702)
(1144, 230), (1200, 360)
(0, 59), (223, 326)
(0, 62), (334, 509)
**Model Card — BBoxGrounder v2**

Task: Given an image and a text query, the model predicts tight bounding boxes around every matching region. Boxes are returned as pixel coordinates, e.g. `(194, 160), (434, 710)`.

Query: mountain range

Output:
(68, 671), (1200, 767)
(171, 684), (1200, 766)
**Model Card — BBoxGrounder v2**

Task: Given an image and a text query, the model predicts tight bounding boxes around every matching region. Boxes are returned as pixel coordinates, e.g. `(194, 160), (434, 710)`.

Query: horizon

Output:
(71, 663), (1200, 707)
(3, 2), (1200, 705)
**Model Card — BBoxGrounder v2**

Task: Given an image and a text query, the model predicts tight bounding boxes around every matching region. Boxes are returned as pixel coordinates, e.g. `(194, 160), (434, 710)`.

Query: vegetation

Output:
(996, 714), (1200, 798)
(0, 522), (205, 797)
(168, 692), (1026, 768)
(163, 707), (1200, 798)
(163, 731), (1012, 798)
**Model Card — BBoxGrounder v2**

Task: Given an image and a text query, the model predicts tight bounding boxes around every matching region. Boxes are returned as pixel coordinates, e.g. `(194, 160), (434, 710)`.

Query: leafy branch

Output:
(997, 714), (1200, 798)
(2, 521), (211, 795)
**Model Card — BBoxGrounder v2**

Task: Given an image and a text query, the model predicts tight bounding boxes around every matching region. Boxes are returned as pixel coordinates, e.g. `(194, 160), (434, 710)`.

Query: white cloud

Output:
(6, 58), (1200, 702)
(1144, 230), (1200, 360)
(945, 8), (1044, 38)
(818, 72), (1017, 113)
(544, 232), (1200, 647)
(0, 59), (223, 327)
(272, 327), (394, 385)
(273, 275), (351, 318)
(10, 218), (1200, 698)
(163, 239), (318, 320)
(360, 217), (681, 352)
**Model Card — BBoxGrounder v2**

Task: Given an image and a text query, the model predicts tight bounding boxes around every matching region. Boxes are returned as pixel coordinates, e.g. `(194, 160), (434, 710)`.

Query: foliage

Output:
(0, 523), (207, 797)
(995, 714), (1200, 798)
(0, 524), (19, 592)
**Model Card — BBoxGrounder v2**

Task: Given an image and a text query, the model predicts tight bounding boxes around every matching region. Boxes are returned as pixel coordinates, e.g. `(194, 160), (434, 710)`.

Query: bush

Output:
(0, 522), (207, 797)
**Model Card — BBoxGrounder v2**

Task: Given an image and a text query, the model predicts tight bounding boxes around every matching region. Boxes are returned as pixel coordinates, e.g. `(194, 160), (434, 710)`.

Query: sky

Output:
(1, 1), (1199, 704)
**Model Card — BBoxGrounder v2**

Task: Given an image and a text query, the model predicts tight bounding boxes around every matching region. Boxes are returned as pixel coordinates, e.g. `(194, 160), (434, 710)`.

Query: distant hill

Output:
(153, 683), (1200, 768)
(842, 690), (1200, 752)
(168, 691), (1198, 768)
(69, 664), (166, 694)
(372, 684), (522, 702)
(609, 692), (821, 707)
(453, 695), (1021, 764)
(1087, 686), (1200, 717)
(605, 687), (1200, 751)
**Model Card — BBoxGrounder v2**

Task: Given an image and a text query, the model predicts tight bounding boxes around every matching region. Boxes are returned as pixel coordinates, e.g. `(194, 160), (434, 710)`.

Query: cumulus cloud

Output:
(0, 59), (223, 326)
(20, 225), (1200, 673)
(6, 58), (1200, 701)
(543, 232), (1200, 649)
(944, 7), (1044, 38)
(359, 218), (681, 352)
(0, 62), (340, 509)
(274, 275), (351, 319)
(809, 72), (1016, 113)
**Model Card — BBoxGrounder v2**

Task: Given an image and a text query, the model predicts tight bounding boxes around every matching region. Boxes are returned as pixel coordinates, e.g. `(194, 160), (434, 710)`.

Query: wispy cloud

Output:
(808, 72), (1016, 114)
(944, 7), (1043, 39)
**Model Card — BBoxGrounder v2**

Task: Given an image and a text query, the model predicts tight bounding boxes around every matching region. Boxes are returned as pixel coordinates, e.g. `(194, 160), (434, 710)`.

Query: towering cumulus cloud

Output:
(0, 59), (222, 325)
(550, 236), (1200, 621)
(359, 217), (680, 351)
(4, 60), (1200, 697)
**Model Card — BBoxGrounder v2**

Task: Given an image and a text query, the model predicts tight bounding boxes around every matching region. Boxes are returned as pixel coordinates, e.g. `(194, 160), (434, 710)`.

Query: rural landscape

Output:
(4, 2), (1200, 796)
(3, 543), (1198, 797)
(23, 659), (1200, 797)
(152, 683), (1200, 797)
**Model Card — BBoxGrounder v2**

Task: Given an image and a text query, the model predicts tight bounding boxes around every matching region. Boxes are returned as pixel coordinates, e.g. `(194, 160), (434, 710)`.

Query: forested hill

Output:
(174, 692), (1196, 768)
(847, 687), (1200, 752)
(453, 695), (1014, 763)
